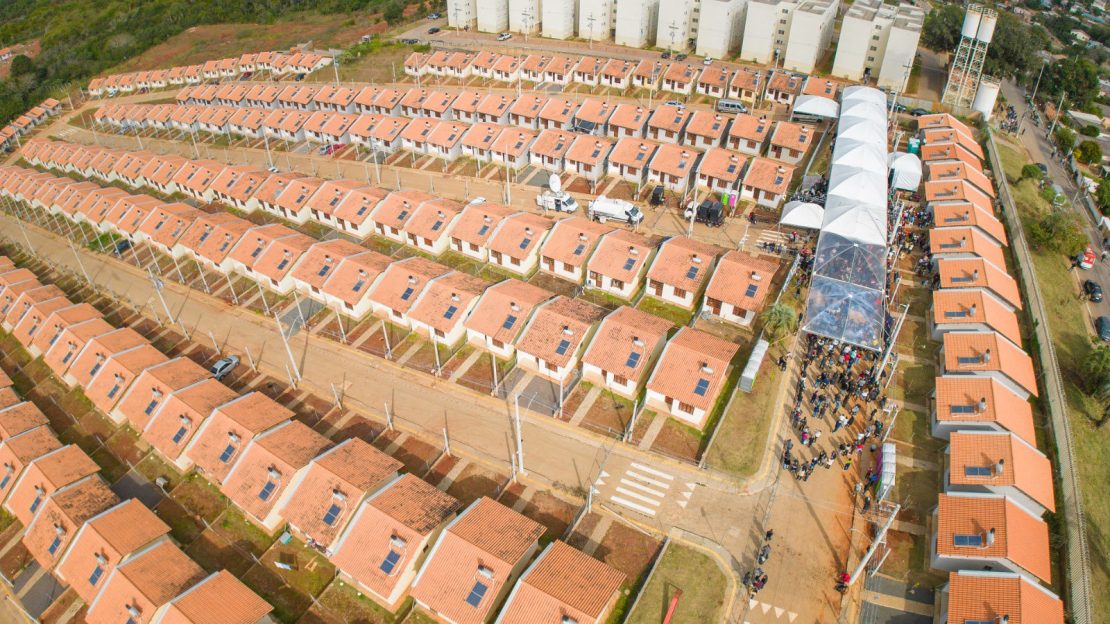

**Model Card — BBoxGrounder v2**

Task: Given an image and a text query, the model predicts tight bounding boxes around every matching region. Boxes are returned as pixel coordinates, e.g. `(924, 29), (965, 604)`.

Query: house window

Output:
(694, 378), (710, 396)
(745, 284), (759, 297)
(322, 503), (342, 526)
(258, 481), (277, 501)
(964, 466), (993, 477)
(674, 287), (687, 298)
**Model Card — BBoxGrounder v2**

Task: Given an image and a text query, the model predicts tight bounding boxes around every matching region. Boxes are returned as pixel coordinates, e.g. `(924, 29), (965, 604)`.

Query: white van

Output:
(715, 99), (748, 115)
(588, 196), (644, 225)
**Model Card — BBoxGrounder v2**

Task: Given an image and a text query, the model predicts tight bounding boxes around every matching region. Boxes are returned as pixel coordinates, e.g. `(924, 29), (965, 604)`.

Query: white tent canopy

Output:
(792, 95), (840, 119)
(888, 152), (922, 191)
(781, 201), (824, 229)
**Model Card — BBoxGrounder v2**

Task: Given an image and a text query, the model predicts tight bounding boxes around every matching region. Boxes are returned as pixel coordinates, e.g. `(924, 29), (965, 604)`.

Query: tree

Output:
(1080, 125), (1100, 137)
(1076, 140), (1102, 165)
(1096, 181), (1110, 216)
(382, 1), (405, 23)
(1042, 57), (1101, 109)
(1021, 164), (1044, 181)
(921, 5), (963, 52)
(1027, 212), (1087, 255)
(1081, 345), (1110, 427)
(1055, 126), (1076, 154)
(761, 303), (798, 342)
(8, 54), (33, 78)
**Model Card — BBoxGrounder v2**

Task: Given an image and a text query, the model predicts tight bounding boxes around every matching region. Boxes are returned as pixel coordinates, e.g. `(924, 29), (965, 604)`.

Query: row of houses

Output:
(0, 257), (276, 624)
(2, 149), (780, 428)
(918, 113), (1066, 623)
(93, 97), (801, 204)
(87, 50), (332, 97)
(0, 258), (633, 624)
(0, 98), (62, 152)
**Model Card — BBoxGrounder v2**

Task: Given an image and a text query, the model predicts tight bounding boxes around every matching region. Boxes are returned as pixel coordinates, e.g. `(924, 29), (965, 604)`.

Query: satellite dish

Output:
(549, 174), (562, 193)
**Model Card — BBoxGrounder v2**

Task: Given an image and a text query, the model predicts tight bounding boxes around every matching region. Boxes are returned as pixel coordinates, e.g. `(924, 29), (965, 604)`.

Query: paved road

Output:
(1001, 79), (1110, 330)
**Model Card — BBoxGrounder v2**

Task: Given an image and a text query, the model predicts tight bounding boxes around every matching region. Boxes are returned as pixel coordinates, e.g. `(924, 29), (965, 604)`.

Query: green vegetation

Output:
(1027, 211), (1087, 257)
(1020, 163), (1044, 182)
(922, 5), (1047, 79)
(760, 302), (797, 341)
(1076, 140), (1102, 166)
(626, 543), (728, 624)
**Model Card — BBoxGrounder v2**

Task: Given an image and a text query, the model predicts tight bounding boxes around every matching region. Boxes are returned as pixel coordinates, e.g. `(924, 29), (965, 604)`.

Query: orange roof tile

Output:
(407, 271), (487, 335)
(647, 104), (692, 134)
(516, 297), (605, 368)
(464, 279), (553, 344)
(160, 570), (272, 624)
(319, 250), (394, 308)
(933, 289), (1022, 346)
(649, 143), (701, 179)
(486, 212), (552, 261)
(931, 201), (1007, 246)
(588, 229), (654, 283)
(582, 306), (671, 384)
(769, 121), (815, 153)
(608, 104), (650, 131)
(498, 541), (626, 624)
(942, 332), (1038, 397)
(0, 402), (49, 441)
(945, 570), (1064, 624)
(743, 158), (794, 195)
(540, 217), (612, 268)
(288, 239), (367, 292)
(647, 327), (739, 413)
(935, 493), (1051, 582)
(705, 251), (779, 309)
(933, 376), (1036, 444)
(930, 227), (1006, 269)
(949, 431), (1055, 512)
(449, 202), (515, 248)
(85, 541), (205, 624)
(646, 236), (721, 294)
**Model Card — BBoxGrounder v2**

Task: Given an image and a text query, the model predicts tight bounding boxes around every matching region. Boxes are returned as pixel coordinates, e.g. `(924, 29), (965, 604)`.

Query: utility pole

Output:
(148, 267), (190, 340)
(847, 503), (901, 585)
(522, 8), (532, 42)
(512, 394), (525, 475)
(587, 13), (597, 49)
(1047, 87), (1066, 137)
(274, 312), (303, 381)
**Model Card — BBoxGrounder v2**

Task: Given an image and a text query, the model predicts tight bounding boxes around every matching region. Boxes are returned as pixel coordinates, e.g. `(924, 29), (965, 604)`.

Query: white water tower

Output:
(972, 77), (1001, 120)
(942, 4), (996, 110)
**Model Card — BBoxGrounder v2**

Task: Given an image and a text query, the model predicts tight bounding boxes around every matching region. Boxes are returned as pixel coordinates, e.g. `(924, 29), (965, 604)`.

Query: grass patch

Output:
(134, 453), (185, 490)
(170, 473), (227, 523)
(0, 509), (16, 534)
(215, 507), (277, 557)
(626, 543), (727, 624)
(705, 356), (780, 476)
(261, 537), (336, 598)
(636, 297), (693, 326)
(315, 581), (412, 624)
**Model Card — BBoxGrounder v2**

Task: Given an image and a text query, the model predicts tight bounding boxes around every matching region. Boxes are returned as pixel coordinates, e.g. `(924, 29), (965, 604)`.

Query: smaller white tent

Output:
(781, 201), (824, 229)
(792, 95), (839, 119)
(888, 152), (922, 191)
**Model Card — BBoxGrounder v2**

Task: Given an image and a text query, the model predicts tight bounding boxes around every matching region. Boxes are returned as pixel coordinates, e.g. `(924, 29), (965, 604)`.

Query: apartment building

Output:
(696, 0), (748, 58)
(832, 0), (924, 90)
(579, 0), (617, 42)
(615, 0), (660, 47)
(543, 0), (578, 39)
(510, 0), (542, 34)
(742, 0), (839, 73)
(447, 0), (477, 29)
(657, 0), (699, 51)
(477, 0), (510, 32)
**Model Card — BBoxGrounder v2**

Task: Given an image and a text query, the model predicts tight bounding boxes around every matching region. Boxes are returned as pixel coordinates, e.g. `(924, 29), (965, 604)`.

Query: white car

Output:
(703, 57), (714, 65)
(663, 100), (685, 109)
(497, 32), (512, 41)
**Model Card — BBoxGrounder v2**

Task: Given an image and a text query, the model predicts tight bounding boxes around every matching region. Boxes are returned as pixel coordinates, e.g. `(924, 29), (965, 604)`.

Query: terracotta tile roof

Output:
(697, 64), (729, 90)
(949, 431), (1055, 512)
(573, 99), (615, 127)
(509, 95), (547, 120)
(347, 113), (383, 140)
(931, 202), (1007, 246)
(143, 378), (238, 461)
(220, 420), (332, 523)
(0, 402), (48, 440)
(648, 327), (738, 412)
(770, 121), (815, 153)
(646, 236), (721, 294)
(633, 59), (666, 81)
(918, 113), (975, 138)
(330, 474), (459, 601)
(544, 55), (576, 77)
(920, 141), (983, 170)
(460, 123), (503, 152)
(608, 137), (658, 168)
(399, 117), (439, 146)
(55, 499), (169, 604)
(476, 93), (513, 118)
(31, 302), (101, 357)
(492, 55), (521, 75)
(538, 97), (579, 126)
(450, 89), (483, 116)
(935, 493), (1051, 582)
(498, 541), (626, 623)
(942, 332), (1038, 397)
(565, 135), (614, 167)
(160, 570), (271, 624)
(464, 279), (553, 344)
(407, 271), (488, 335)
(369, 256), (449, 316)
(211, 391), (294, 434)
(449, 202), (516, 248)
(280, 438), (402, 548)
(319, 250), (394, 308)
(373, 190), (438, 232)
(490, 128), (536, 158)
(516, 297), (605, 367)
(663, 62), (699, 86)
(684, 111), (729, 141)
(25, 444), (100, 493)
(609, 104), (651, 131)
(945, 570), (1064, 624)
(67, 327), (148, 388)
(140, 203), (204, 250)
(927, 160), (995, 197)
(648, 104), (692, 134)
(742, 158), (794, 195)
(371, 88), (406, 112)
(923, 127), (984, 159)
(331, 185), (388, 226)
(521, 54), (552, 75)
(0, 426), (61, 469)
(412, 498), (544, 624)
(540, 217), (612, 268)
(403, 198), (464, 242)
(247, 231), (317, 285)
(421, 90), (458, 115)
(705, 251), (778, 309)
(227, 223), (301, 272)
(470, 51), (500, 73)
(176, 211), (251, 258)
(86, 541), (206, 624)
(767, 70), (802, 94)
(697, 148), (748, 184)
(582, 306), (672, 383)
(649, 144), (701, 179)
(933, 289), (1023, 346)
(289, 239), (367, 292)
(930, 227), (1007, 270)
(272, 176), (326, 216)
(486, 212), (552, 261)
(934, 376), (1036, 443)
(24, 476), (118, 569)
(924, 179), (992, 214)
(801, 76), (840, 98)
(530, 128), (576, 160)
(588, 229), (654, 283)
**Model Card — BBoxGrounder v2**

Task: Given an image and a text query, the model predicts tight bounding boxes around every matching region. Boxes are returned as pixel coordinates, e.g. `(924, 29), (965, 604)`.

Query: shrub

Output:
(1021, 163), (1043, 181)
(1076, 140), (1102, 165)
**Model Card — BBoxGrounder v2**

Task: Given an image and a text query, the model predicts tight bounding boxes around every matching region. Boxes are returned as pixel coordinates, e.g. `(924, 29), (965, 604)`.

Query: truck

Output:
(683, 199), (725, 227)
(587, 195), (645, 225)
(535, 175), (579, 213)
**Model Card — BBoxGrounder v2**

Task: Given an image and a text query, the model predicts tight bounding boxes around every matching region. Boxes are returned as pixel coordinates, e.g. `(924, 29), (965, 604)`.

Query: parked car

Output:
(497, 32), (512, 41)
(663, 100), (685, 109)
(684, 199), (725, 227)
(675, 53), (688, 61)
(210, 355), (240, 381)
(588, 196), (644, 225)
(320, 143), (346, 156)
(428, 26), (441, 34)
(293, 73), (306, 81)
(649, 185), (665, 207)
(890, 102), (907, 113)
(113, 239), (132, 256)
(1085, 280), (1104, 302)
(661, 51), (672, 59)
(402, 38), (420, 45)
(428, 12), (441, 19)
(909, 107), (929, 116)
(1036, 163), (1048, 176)
(1096, 316), (1110, 342)
(703, 57), (714, 65)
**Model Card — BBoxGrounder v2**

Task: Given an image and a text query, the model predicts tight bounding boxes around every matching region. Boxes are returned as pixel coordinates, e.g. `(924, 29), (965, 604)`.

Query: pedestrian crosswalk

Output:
(745, 599), (798, 623)
(596, 462), (697, 518)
